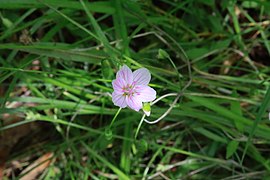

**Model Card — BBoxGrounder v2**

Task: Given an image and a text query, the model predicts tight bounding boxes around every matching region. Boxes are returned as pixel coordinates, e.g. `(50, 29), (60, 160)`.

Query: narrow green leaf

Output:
(0, 44), (104, 64)
(242, 86), (270, 164)
(247, 144), (270, 171)
(0, 0), (115, 14)
(226, 140), (239, 159)
(79, 0), (118, 66)
(194, 127), (227, 143)
(187, 96), (251, 127)
(82, 142), (130, 180)
(230, 90), (244, 132)
(0, 72), (19, 108)
(112, 0), (129, 56)
(120, 121), (133, 174)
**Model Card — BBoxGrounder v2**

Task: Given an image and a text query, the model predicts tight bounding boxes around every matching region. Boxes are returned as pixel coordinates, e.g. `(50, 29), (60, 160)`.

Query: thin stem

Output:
(144, 93), (182, 124)
(151, 93), (178, 105)
(167, 56), (182, 88)
(109, 107), (122, 128)
(135, 114), (146, 139)
(134, 114), (146, 139)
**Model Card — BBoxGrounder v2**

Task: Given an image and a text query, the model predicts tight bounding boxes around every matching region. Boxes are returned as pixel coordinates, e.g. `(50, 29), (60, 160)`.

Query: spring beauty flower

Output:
(112, 65), (156, 112)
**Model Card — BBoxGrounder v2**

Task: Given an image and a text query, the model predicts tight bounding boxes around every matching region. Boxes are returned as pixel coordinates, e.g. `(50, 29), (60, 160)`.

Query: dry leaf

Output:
(20, 152), (54, 180)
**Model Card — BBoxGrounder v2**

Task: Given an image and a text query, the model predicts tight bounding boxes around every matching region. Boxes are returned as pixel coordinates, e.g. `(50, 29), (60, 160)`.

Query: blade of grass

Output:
(0, 8), (36, 41)
(120, 120), (132, 174)
(112, 0), (130, 56)
(0, 0), (115, 14)
(79, 0), (119, 67)
(81, 141), (130, 180)
(241, 86), (270, 165)
(0, 54), (37, 84)
(0, 72), (19, 108)
(0, 44), (105, 64)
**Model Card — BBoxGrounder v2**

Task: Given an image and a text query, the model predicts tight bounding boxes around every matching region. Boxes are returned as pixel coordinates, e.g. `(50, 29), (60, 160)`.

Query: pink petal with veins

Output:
(133, 68), (151, 85)
(136, 85), (156, 102)
(126, 95), (142, 111)
(116, 65), (133, 85)
(112, 92), (127, 108)
(112, 78), (126, 94)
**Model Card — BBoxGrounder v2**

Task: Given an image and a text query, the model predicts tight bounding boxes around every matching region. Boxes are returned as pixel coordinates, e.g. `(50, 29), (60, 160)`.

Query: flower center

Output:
(122, 84), (136, 96)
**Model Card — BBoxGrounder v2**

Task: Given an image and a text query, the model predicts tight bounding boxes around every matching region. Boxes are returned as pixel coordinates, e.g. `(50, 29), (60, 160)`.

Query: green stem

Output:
(167, 56), (182, 89)
(134, 114), (146, 139)
(109, 107), (122, 128)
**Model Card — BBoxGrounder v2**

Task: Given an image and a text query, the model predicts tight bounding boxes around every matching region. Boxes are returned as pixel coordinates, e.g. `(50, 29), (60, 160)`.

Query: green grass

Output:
(1, 0), (270, 179)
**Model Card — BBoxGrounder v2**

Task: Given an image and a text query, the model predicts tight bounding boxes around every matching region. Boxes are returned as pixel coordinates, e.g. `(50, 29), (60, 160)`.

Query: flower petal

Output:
(126, 95), (142, 111)
(116, 65), (133, 85)
(112, 92), (127, 108)
(133, 68), (151, 85)
(112, 78), (126, 94)
(136, 85), (156, 102)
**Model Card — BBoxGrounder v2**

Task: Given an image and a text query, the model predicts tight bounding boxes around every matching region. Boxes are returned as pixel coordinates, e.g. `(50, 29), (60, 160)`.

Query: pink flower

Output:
(112, 65), (156, 111)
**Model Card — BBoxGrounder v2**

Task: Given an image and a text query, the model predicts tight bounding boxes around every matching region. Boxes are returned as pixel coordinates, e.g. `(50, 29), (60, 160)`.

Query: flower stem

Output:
(167, 55), (182, 88)
(135, 114), (146, 139)
(105, 107), (122, 140)
(109, 107), (122, 128)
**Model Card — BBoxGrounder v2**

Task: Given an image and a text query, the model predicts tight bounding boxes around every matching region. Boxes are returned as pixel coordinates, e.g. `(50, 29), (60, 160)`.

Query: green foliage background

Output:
(0, 0), (270, 179)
